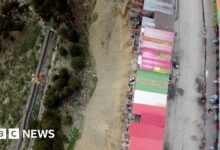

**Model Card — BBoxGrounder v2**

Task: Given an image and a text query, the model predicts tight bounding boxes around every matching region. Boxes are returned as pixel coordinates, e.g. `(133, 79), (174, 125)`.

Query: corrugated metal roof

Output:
(143, 0), (174, 14)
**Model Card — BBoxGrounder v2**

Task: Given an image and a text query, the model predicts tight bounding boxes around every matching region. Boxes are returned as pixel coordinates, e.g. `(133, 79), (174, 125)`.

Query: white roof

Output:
(133, 90), (167, 107)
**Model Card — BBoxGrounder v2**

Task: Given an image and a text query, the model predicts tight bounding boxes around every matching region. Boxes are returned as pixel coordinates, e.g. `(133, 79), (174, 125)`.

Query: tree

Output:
(41, 110), (61, 130)
(29, 119), (40, 129)
(68, 77), (81, 92)
(52, 74), (59, 81)
(58, 67), (69, 79)
(43, 94), (60, 109)
(67, 29), (80, 43)
(54, 78), (68, 90)
(69, 44), (83, 57)
(59, 86), (72, 98)
(71, 56), (86, 71)
(58, 47), (67, 56)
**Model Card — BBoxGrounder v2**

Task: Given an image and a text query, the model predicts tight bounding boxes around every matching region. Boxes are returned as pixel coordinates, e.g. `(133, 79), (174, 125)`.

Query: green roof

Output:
(135, 70), (169, 94)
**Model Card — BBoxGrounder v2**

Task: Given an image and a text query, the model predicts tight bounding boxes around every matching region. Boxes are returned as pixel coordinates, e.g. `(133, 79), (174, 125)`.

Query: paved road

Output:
(165, 0), (216, 150)
(203, 0), (216, 149)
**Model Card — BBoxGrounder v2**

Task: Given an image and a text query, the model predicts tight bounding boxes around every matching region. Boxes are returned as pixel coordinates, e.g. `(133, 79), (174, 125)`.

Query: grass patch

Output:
(17, 25), (42, 55)
(67, 128), (80, 150)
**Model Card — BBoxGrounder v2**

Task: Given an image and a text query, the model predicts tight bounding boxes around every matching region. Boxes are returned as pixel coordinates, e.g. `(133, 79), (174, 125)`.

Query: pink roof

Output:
(144, 27), (175, 42)
(129, 122), (164, 140)
(129, 137), (163, 150)
(142, 47), (171, 55)
(129, 104), (166, 150)
(132, 103), (166, 116)
(142, 51), (171, 63)
(141, 41), (173, 53)
(140, 113), (166, 127)
(141, 59), (171, 68)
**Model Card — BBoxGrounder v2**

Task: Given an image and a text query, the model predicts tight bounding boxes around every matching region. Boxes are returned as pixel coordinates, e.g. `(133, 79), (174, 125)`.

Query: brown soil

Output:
(75, 0), (132, 150)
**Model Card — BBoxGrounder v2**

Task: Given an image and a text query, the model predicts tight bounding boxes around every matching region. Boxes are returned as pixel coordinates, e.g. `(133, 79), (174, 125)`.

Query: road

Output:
(165, 0), (216, 150)
(75, 0), (132, 150)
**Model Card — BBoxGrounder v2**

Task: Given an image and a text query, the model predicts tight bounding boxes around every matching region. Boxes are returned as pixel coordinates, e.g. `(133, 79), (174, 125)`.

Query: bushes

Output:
(43, 67), (82, 109)
(54, 78), (68, 90)
(71, 56), (86, 71)
(68, 77), (81, 91)
(33, 110), (64, 150)
(43, 94), (60, 109)
(0, 1), (26, 33)
(59, 86), (72, 98)
(59, 28), (80, 43)
(69, 44), (84, 57)
(58, 67), (69, 79)
(29, 119), (40, 129)
(67, 29), (80, 43)
(41, 110), (61, 130)
(59, 47), (68, 56)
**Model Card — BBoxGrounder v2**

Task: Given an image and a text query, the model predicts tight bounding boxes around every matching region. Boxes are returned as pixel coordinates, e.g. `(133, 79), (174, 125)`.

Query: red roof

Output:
(129, 104), (166, 150)
(129, 122), (164, 140)
(132, 103), (166, 116)
(140, 113), (166, 127)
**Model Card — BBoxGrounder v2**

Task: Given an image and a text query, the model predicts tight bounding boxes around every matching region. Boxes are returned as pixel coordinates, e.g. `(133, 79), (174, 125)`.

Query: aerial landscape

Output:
(0, 0), (220, 150)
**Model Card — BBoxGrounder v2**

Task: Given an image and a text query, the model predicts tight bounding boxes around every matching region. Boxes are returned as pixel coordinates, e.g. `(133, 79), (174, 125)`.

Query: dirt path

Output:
(75, 0), (131, 150)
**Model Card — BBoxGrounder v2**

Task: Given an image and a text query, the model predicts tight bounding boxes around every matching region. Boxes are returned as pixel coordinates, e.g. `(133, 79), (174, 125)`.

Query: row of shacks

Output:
(127, 0), (174, 150)
(213, 0), (220, 149)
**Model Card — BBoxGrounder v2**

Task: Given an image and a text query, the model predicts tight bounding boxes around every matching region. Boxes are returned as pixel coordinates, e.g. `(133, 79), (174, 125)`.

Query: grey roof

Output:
(154, 11), (174, 31)
(143, 0), (174, 14)
(142, 17), (155, 27)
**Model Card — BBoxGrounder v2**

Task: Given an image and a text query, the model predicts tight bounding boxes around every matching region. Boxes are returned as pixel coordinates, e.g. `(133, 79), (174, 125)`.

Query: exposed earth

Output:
(75, 0), (132, 150)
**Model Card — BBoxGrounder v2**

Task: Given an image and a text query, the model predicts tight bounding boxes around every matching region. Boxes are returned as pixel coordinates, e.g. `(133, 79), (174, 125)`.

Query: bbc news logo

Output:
(0, 128), (55, 139)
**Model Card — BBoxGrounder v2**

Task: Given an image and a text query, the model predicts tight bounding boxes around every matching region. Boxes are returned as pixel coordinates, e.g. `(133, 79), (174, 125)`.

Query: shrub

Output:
(43, 94), (60, 109)
(71, 56), (86, 71)
(59, 47), (68, 56)
(2, 1), (19, 15)
(41, 110), (61, 130)
(67, 29), (80, 43)
(29, 119), (40, 129)
(68, 77), (81, 92)
(69, 44), (83, 57)
(59, 86), (72, 98)
(63, 115), (72, 126)
(2, 31), (9, 39)
(58, 67), (69, 79)
(52, 74), (59, 81)
(33, 138), (53, 150)
(0, 69), (5, 80)
(67, 128), (80, 150)
(54, 78), (68, 90)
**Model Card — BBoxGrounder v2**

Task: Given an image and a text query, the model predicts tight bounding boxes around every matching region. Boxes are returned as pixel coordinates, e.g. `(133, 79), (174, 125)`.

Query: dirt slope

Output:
(75, 0), (131, 150)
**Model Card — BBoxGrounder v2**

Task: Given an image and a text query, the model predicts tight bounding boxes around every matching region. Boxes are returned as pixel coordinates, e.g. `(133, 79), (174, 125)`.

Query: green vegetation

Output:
(31, 0), (97, 149)
(71, 56), (86, 71)
(0, 1), (42, 148)
(17, 25), (42, 54)
(59, 47), (68, 56)
(67, 128), (80, 150)
(33, 110), (64, 150)
(69, 44), (84, 57)
(0, 1), (29, 33)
